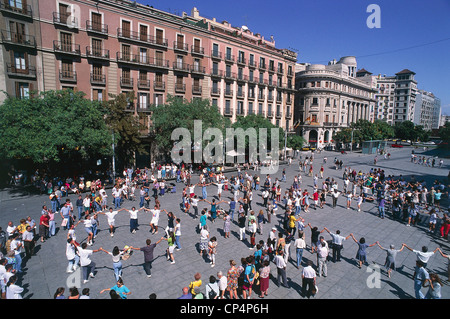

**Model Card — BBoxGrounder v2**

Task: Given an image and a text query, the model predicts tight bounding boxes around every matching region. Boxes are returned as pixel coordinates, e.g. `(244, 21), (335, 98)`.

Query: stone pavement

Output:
(0, 147), (449, 299)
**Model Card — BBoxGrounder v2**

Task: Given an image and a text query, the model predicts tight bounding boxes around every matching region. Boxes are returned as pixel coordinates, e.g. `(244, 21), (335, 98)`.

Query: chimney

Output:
(191, 7), (199, 18)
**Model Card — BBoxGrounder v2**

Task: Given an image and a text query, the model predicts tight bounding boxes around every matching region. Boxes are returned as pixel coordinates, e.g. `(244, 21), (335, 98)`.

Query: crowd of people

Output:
(0, 151), (449, 299)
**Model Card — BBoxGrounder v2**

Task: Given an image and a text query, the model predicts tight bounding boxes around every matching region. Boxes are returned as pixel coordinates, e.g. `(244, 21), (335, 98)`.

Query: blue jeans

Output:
(175, 235), (181, 249)
(113, 261), (123, 281)
(177, 175), (181, 183)
(92, 223), (98, 236)
(140, 196), (145, 208)
(414, 280), (425, 299)
(67, 255), (80, 272)
(51, 201), (58, 213)
(229, 209), (235, 221)
(114, 197), (121, 209)
(378, 206), (385, 218)
(77, 206), (83, 220)
(49, 220), (56, 236)
(14, 253), (22, 273)
(296, 248), (304, 268)
(202, 189), (207, 199)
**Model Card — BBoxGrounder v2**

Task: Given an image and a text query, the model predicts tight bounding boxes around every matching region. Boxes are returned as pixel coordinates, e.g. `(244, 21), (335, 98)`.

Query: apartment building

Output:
(294, 56), (377, 149)
(368, 69), (418, 125)
(0, 0), (297, 136)
(414, 90), (441, 131)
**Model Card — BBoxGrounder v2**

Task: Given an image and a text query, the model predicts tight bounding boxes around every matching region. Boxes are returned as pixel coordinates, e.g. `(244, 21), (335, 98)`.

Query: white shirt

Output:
(66, 243), (76, 260)
(105, 211), (118, 223)
(302, 266), (316, 278)
(6, 226), (16, 236)
(77, 247), (93, 267)
(10, 239), (22, 255)
(151, 209), (160, 221)
(218, 276), (227, 291)
(274, 254), (286, 268)
(129, 209), (138, 219)
(294, 238), (306, 249)
(6, 284), (23, 299)
(174, 223), (181, 236)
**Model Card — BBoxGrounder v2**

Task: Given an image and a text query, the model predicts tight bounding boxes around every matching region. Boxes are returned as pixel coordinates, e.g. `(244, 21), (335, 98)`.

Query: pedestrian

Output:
(22, 225), (35, 259)
(67, 287), (80, 299)
(100, 278), (131, 299)
(226, 260), (239, 299)
(217, 271), (227, 299)
(54, 287), (66, 299)
(238, 211), (246, 241)
(98, 208), (123, 237)
(5, 275), (23, 299)
(163, 231), (176, 264)
(79, 288), (90, 299)
(99, 246), (125, 281)
(324, 228), (350, 263)
(425, 273), (442, 299)
(65, 238), (79, 273)
(205, 275), (219, 299)
(258, 260), (271, 298)
(223, 212), (231, 239)
(242, 256), (256, 299)
(208, 236), (217, 267)
(9, 234), (23, 273)
(39, 211), (50, 243)
(404, 245), (438, 268)
(75, 242), (100, 284)
(294, 231), (306, 268)
(124, 206), (143, 234)
(174, 218), (181, 250)
(413, 260), (430, 299)
(199, 225), (210, 259)
(274, 251), (288, 287)
(377, 242), (405, 278)
(189, 272), (202, 297)
(302, 260), (316, 299)
(129, 237), (164, 278)
(317, 241), (328, 277)
(350, 234), (377, 268)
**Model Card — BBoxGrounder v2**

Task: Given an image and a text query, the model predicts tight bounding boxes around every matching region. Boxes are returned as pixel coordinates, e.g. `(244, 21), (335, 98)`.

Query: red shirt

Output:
(40, 214), (50, 226)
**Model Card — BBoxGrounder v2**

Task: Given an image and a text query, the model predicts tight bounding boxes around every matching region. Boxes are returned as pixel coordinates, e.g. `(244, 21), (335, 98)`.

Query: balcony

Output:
(117, 28), (168, 48)
(267, 111), (274, 118)
(173, 41), (188, 52)
(149, 58), (170, 69)
(1, 30), (36, 48)
(276, 96), (283, 103)
(210, 69), (223, 78)
(236, 109), (245, 117)
(236, 91), (245, 99)
(224, 108), (233, 117)
(285, 111), (292, 119)
(90, 73), (106, 85)
(191, 45), (204, 56)
(86, 47), (110, 60)
(173, 62), (190, 73)
(258, 94), (265, 101)
(120, 77), (134, 88)
(224, 89), (233, 97)
(237, 74), (248, 82)
(53, 12), (78, 28)
(211, 87), (220, 96)
(59, 71), (77, 83)
(248, 60), (257, 69)
(53, 40), (81, 56)
(224, 72), (236, 81)
(275, 112), (282, 119)
(136, 104), (152, 113)
(153, 81), (165, 91)
(6, 64), (36, 78)
(237, 57), (246, 66)
(267, 95), (274, 102)
(190, 65), (206, 75)
(192, 86), (202, 95)
(86, 21), (108, 35)
(224, 54), (235, 64)
(137, 79), (151, 89)
(0, 2), (33, 19)
(247, 92), (256, 100)
(259, 63), (267, 72)
(175, 83), (186, 93)
(211, 50), (222, 60)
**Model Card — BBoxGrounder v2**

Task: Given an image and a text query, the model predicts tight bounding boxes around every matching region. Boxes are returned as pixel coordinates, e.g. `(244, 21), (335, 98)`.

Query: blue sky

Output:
(145, 0), (450, 115)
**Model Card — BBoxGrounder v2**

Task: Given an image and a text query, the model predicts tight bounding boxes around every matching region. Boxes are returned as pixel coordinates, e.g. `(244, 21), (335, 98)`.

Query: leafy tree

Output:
(103, 91), (147, 168)
(0, 89), (112, 165)
(150, 95), (230, 157)
(286, 135), (306, 150)
(394, 120), (429, 142)
(438, 122), (450, 147)
(231, 113), (284, 148)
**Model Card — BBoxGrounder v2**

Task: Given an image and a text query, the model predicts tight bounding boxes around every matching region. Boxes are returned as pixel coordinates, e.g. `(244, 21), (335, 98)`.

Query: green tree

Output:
(394, 120), (429, 142)
(103, 91), (147, 168)
(286, 135), (306, 150)
(0, 89), (112, 165)
(150, 96), (230, 157)
(438, 122), (450, 147)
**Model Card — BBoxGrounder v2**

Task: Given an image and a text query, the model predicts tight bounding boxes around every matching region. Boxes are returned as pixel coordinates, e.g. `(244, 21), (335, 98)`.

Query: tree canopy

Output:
(0, 89), (112, 164)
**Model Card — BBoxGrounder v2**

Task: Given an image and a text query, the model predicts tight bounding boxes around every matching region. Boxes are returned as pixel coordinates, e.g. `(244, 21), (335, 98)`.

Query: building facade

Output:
(370, 70), (418, 125)
(294, 56), (377, 149)
(0, 0), (297, 138)
(414, 90), (441, 131)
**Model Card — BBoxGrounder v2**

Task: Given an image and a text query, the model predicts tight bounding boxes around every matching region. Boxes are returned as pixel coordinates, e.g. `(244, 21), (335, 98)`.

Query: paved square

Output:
(0, 147), (449, 299)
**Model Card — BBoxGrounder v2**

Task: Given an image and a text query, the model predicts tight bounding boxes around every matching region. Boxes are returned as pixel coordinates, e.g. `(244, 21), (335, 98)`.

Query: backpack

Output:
(207, 284), (217, 299)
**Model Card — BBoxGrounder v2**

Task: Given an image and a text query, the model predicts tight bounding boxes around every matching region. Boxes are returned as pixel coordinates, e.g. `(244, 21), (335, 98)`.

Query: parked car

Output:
(391, 144), (403, 148)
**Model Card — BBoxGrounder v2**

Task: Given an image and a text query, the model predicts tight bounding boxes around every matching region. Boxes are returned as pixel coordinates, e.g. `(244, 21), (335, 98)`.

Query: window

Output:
(91, 38), (102, 56)
(61, 59), (73, 78)
(139, 48), (147, 63)
(238, 67), (243, 79)
(60, 32), (72, 51)
(155, 51), (163, 66)
(212, 43), (219, 57)
(138, 93), (149, 109)
(311, 114), (317, 123)
(155, 29), (164, 45)
(259, 57), (265, 68)
(193, 38), (201, 53)
(154, 93), (163, 106)
(225, 100), (231, 114)
(312, 98), (318, 105)
(92, 63), (103, 81)
(212, 98), (218, 108)
(226, 64), (231, 77)
(226, 47), (232, 60)
(93, 89), (104, 101)
(212, 62), (219, 75)
(9, 21), (25, 44)
(258, 103), (263, 115)
(237, 101), (244, 114)
(15, 82), (30, 99)
(248, 102), (253, 114)
(139, 25), (148, 42)
(238, 50), (245, 63)
(13, 51), (27, 72)
(249, 70), (254, 81)
(58, 3), (70, 24)
(122, 20), (131, 38)
(91, 12), (102, 31)
(121, 44), (130, 60)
